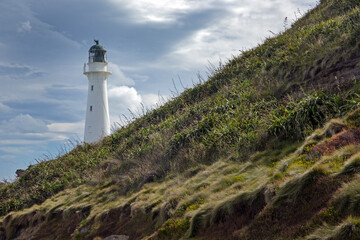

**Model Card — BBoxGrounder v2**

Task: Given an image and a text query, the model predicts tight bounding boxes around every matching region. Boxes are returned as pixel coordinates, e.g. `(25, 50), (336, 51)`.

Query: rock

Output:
(16, 169), (25, 178)
(264, 186), (276, 204)
(138, 172), (162, 189)
(79, 226), (89, 234)
(323, 120), (346, 138)
(103, 235), (129, 240)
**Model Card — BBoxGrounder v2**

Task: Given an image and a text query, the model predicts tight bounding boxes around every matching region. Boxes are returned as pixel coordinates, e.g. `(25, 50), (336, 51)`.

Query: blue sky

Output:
(0, 0), (318, 180)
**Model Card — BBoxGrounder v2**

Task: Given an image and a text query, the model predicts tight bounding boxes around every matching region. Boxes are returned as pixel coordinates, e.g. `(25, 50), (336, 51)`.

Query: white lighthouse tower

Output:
(83, 40), (111, 143)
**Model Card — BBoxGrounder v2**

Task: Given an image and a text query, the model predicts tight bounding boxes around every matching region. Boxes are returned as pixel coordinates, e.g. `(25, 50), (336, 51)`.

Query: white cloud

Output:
(0, 117), (82, 146)
(0, 154), (15, 161)
(108, 62), (135, 86)
(109, 87), (163, 109)
(142, 93), (163, 108)
(47, 121), (84, 135)
(2, 1), (81, 48)
(0, 114), (48, 134)
(0, 146), (33, 154)
(107, 0), (316, 26)
(0, 139), (44, 145)
(23, 132), (69, 141)
(109, 86), (142, 112)
(0, 103), (11, 113)
(107, 0), (215, 24)
(17, 20), (32, 32)
(132, 74), (150, 83)
(0, 64), (49, 104)
(108, 86), (166, 125)
(145, 0), (317, 70)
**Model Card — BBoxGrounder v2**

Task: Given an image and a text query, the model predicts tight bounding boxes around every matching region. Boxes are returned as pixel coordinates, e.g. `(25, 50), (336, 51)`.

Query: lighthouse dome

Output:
(88, 40), (107, 63)
(89, 41), (106, 51)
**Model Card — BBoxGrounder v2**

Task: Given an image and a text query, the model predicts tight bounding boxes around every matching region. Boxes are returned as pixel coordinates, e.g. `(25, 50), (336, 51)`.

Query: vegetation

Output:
(1, 0), (360, 239)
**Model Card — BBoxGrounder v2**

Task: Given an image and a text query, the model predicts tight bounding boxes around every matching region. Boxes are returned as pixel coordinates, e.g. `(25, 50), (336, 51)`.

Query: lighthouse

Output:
(83, 40), (111, 143)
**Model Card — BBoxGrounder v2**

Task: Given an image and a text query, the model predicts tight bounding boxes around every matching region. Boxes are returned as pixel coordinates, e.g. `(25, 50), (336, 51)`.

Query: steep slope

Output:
(1, 0), (360, 239)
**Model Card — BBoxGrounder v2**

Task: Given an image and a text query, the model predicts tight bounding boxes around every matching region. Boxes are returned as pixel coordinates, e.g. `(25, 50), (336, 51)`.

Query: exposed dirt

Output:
(192, 189), (266, 240)
(85, 205), (157, 240)
(234, 175), (349, 240)
(312, 128), (360, 156)
(0, 206), (90, 240)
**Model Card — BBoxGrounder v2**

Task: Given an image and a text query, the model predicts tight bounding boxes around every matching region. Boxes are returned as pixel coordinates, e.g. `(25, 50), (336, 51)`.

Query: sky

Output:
(0, 0), (319, 180)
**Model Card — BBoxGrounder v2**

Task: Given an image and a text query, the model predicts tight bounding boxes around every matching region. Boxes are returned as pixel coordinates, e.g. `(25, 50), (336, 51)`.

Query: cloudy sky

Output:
(0, 0), (318, 180)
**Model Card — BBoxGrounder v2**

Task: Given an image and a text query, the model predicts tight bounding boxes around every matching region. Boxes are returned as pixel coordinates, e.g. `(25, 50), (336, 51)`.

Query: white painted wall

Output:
(84, 62), (111, 143)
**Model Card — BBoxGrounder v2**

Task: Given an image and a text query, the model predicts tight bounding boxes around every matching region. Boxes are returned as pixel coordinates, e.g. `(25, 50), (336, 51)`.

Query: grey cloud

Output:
(17, 20), (32, 33)
(0, 63), (46, 78)
(44, 84), (87, 101)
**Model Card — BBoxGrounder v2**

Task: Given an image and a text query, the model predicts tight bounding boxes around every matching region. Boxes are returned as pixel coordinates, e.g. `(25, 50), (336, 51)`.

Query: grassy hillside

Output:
(1, 0), (360, 239)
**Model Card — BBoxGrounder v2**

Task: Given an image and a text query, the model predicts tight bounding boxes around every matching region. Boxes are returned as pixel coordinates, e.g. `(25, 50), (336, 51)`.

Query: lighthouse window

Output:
(90, 106), (93, 111)
(91, 85), (94, 91)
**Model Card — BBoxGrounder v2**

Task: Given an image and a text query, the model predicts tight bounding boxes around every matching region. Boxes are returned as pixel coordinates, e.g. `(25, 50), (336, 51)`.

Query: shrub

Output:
(158, 218), (190, 239)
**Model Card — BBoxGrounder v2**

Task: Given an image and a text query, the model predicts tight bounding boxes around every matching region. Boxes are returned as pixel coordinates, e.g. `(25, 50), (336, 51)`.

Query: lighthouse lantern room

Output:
(83, 40), (111, 143)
